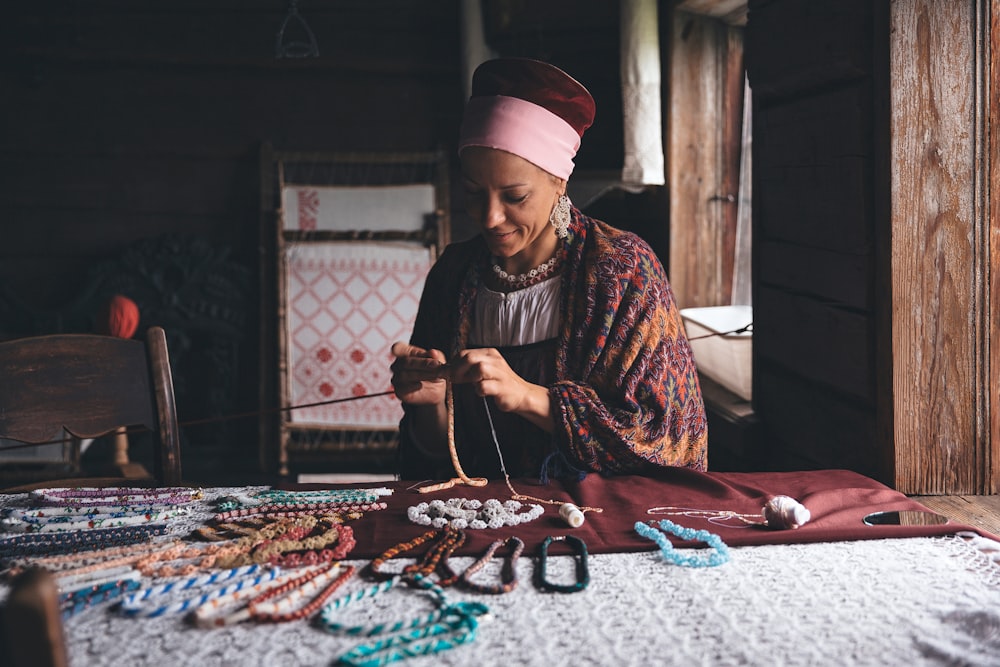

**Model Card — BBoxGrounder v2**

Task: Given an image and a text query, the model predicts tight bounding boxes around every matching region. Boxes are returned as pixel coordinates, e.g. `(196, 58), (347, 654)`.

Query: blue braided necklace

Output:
(634, 519), (730, 567)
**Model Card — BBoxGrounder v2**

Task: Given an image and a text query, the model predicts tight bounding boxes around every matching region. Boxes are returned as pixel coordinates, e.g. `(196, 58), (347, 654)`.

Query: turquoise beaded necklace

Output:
(634, 519), (731, 567)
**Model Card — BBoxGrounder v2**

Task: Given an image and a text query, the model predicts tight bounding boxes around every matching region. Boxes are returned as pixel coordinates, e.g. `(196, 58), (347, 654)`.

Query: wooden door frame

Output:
(890, 0), (997, 494)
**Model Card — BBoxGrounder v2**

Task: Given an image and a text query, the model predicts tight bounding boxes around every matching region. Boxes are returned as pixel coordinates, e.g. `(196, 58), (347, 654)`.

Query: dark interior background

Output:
(0, 1), (672, 482)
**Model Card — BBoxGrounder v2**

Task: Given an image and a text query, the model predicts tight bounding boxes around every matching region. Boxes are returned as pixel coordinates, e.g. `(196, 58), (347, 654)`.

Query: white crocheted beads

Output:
(406, 498), (544, 529)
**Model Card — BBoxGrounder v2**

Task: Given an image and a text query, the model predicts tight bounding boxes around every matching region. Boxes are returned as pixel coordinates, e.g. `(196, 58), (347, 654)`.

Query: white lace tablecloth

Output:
(4, 487), (1000, 667)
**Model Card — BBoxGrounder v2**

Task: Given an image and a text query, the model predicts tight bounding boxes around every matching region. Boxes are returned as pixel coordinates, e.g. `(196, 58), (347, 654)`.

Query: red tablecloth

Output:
(291, 468), (989, 559)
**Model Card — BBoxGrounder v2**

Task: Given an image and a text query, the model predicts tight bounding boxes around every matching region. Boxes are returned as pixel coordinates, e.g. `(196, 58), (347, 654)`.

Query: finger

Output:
(391, 341), (425, 358)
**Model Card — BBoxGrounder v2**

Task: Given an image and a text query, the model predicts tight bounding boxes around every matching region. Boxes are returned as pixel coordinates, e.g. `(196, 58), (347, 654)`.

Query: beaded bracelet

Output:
(249, 563), (357, 623)
(56, 565), (139, 592)
(459, 536), (524, 594)
(0, 524), (167, 559)
(4, 503), (177, 519)
(213, 501), (386, 523)
(536, 535), (590, 593)
(254, 487), (392, 504)
(136, 539), (257, 578)
(3, 539), (182, 579)
(407, 498), (543, 530)
(29, 487), (202, 507)
(319, 572), (449, 636)
(120, 565), (281, 618)
(1, 507), (190, 534)
(189, 566), (316, 627)
(367, 528), (464, 583)
(271, 524), (357, 567)
(634, 519), (731, 568)
(60, 578), (143, 620)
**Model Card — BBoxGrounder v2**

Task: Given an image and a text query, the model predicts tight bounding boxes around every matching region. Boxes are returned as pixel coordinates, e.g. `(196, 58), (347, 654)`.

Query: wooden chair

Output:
(0, 568), (67, 667)
(0, 326), (182, 488)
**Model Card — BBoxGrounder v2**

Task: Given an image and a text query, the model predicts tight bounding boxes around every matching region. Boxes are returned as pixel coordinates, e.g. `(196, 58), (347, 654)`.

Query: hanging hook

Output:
(275, 0), (320, 59)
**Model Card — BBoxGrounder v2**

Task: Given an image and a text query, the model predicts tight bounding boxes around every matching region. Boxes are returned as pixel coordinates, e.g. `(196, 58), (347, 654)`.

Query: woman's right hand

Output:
(389, 342), (449, 406)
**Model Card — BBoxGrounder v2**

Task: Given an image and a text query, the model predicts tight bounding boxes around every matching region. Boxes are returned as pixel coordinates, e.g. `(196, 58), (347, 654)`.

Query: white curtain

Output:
(621, 0), (665, 186)
(460, 0), (496, 99)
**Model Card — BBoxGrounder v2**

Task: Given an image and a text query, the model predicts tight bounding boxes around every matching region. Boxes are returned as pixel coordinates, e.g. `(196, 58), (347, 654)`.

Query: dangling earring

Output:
(549, 194), (571, 239)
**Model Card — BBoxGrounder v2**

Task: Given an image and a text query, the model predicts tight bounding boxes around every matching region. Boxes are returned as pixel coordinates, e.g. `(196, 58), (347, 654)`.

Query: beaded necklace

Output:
(134, 539), (252, 578)
(490, 250), (563, 290)
(5, 503), (177, 519)
(3, 539), (181, 578)
(332, 599), (488, 667)
(29, 486), (202, 507)
(1, 507), (190, 534)
(254, 487), (392, 505)
(536, 535), (590, 593)
(119, 564), (281, 618)
(213, 501), (385, 522)
(0, 524), (167, 559)
(634, 519), (731, 568)
(61, 578), (143, 620)
(55, 565), (142, 594)
(320, 530), (486, 664)
(407, 498), (543, 530)
(458, 536), (524, 594)
(646, 495), (811, 530)
(366, 528), (465, 584)
(188, 566), (310, 627)
(249, 563), (357, 623)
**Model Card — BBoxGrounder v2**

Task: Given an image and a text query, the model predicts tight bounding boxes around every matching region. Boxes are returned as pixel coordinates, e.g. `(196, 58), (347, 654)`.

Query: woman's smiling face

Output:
(460, 146), (565, 273)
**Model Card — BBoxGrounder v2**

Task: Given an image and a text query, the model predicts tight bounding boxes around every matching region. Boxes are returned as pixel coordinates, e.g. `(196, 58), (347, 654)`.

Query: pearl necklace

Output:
(491, 252), (562, 288)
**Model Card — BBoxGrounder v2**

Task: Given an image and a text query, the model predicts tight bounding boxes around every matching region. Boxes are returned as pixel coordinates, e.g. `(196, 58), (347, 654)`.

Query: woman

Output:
(391, 58), (707, 482)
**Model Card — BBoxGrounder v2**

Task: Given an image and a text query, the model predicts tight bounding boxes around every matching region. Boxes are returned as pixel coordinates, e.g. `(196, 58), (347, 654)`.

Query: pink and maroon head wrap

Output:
(458, 58), (596, 180)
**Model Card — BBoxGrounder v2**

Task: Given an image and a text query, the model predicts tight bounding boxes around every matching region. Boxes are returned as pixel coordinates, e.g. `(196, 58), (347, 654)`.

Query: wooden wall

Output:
(890, 0), (997, 494)
(747, 0), (998, 494)
(0, 1), (465, 480)
(0, 1), (631, 480)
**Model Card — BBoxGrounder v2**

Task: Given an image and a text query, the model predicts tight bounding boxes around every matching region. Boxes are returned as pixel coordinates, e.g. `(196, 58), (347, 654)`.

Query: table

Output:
(2, 470), (999, 666)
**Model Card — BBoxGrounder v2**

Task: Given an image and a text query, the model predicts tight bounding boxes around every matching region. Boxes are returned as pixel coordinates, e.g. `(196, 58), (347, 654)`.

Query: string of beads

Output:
(29, 487), (202, 507)
(536, 535), (589, 593)
(634, 519), (731, 568)
(458, 536), (524, 594)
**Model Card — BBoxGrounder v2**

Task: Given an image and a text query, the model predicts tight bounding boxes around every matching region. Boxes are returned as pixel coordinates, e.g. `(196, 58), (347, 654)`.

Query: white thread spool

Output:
(559, 503), (585, 528)
(762, 495), (810, 529)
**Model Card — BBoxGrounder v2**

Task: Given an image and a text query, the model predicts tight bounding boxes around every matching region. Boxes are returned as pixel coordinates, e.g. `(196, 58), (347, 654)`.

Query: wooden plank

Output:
(755, 286), (872, 402)
(991, 0), (1000, 494)
(6, 4), (460, 67)
(891, 0), (987, 494)
(0, 207), (247, 258)
(911, 495), (1000, 538)
(756, 157), (869, 251)
(754, 366), (880, 479)
(754, 86), (871, 252)
(746, 0), (871, 97)
(668, 11), (743, 308)
(758, 240), (870, 310)
(0, 155), (254, 216)
(0, 67), (457, 157)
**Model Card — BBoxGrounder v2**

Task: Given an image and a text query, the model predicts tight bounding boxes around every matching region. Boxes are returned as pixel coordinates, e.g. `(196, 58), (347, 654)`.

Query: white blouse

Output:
(469, 275), (561, 347)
